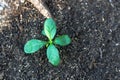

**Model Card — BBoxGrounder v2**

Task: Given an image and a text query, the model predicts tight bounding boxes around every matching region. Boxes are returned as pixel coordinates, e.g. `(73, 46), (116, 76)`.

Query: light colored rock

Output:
(28, 0), (52, 18)
(0, 72), (4, 80)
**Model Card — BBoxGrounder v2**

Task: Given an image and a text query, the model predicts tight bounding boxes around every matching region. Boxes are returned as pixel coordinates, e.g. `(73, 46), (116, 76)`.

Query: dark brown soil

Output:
(0, 0), (120, 80)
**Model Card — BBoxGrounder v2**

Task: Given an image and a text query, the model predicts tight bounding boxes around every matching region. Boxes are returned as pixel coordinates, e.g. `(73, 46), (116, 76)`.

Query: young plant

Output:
(24, 18), (71, 66)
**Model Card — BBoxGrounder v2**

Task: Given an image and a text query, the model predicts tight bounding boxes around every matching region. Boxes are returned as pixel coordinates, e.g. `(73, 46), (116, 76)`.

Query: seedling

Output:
(24, 18), (71, 66)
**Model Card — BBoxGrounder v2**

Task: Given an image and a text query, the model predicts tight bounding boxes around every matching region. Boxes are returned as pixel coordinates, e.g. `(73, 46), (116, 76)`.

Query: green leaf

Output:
(44, 18), (56, 40)
(24, 39), (47, 54)
(47, 44), (60, 66)
(54, 35), (71, 46)
(41, 30), (46, 36)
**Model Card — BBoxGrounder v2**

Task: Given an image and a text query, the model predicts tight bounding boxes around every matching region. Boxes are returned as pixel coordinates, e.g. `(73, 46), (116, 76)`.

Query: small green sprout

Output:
(24, 18), (71, 66)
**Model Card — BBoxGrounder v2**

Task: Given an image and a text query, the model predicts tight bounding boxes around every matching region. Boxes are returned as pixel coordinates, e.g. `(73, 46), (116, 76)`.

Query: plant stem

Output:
(49, 39), (53, 44)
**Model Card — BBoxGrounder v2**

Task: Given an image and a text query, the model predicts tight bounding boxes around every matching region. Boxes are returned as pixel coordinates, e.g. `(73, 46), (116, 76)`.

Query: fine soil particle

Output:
(0, 0), (120, 80)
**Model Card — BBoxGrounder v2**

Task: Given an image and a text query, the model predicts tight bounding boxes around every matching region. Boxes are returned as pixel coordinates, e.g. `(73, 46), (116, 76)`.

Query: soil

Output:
(0, 0), (120, 80)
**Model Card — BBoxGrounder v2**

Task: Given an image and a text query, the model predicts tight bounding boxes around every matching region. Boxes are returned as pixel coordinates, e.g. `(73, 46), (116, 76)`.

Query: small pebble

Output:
(115, 43), (119, 46)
